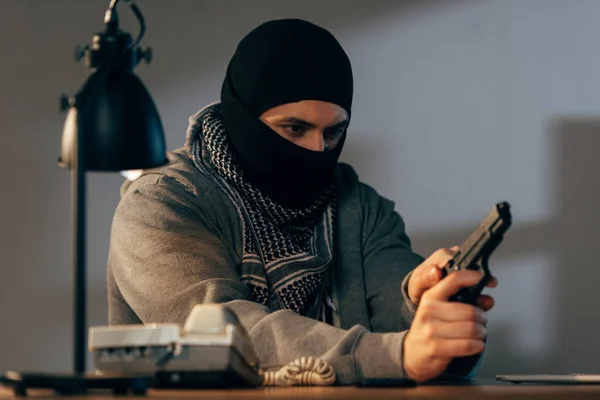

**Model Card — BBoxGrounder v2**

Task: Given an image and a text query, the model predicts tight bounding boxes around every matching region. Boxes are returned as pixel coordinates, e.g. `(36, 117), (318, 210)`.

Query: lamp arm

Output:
(104, 0), (145, 54)
(124, 0), (146, 52)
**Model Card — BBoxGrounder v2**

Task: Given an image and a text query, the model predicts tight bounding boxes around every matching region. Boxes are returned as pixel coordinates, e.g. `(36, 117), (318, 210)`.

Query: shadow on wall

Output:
(407, 117), (600, 377)
(551, 118), (600, 374)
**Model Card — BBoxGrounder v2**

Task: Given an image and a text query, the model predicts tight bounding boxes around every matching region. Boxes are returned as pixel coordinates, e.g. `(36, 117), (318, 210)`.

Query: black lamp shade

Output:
(60, 68), (168, 171)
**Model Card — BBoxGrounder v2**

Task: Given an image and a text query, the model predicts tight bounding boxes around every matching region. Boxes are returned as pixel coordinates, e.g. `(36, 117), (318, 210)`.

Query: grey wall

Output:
(1, 0), (598, 377)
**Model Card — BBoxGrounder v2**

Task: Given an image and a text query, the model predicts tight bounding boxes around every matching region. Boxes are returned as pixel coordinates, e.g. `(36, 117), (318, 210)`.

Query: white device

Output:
(89, 304), (262, 388)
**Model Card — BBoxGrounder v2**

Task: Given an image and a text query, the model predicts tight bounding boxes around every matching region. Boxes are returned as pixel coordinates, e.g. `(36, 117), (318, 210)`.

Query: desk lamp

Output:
(1, 0), (167, 395)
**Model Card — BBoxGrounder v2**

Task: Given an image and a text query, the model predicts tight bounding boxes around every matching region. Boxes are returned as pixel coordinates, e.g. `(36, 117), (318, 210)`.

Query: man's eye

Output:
(284, 125), (306, 136)
(325, 128), (345, 141)
(323, 128), (345, 150)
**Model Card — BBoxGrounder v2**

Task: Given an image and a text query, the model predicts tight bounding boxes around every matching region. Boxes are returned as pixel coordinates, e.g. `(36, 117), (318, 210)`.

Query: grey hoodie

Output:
(106, 110), (479, 384)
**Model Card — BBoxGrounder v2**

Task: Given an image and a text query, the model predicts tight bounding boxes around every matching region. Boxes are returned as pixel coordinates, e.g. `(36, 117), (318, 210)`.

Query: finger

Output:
(430, 339), (485, 359)
(424, 270), (484, 301)
(409, 246), (459, 302)
(409, 266), (444, 303)
(428, 247), (459, 267)
(424, 321), (487, 340)
(477, 295), (495, 311)
(408, 246), (462, 303)
(418, 300), (487, 324)
(486, 276), (498, 288)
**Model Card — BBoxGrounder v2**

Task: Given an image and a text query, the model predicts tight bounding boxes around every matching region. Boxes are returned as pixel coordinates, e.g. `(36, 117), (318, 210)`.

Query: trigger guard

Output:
(479, 257), (492, 280)
(472, 257), (490, 276)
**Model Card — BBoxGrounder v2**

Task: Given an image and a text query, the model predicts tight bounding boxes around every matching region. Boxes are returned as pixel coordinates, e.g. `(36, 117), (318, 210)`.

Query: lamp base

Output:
(1, 371), (152, 396)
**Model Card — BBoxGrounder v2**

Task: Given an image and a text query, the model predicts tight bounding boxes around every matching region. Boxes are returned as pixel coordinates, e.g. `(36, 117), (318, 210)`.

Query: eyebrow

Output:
(277, 117), (349, 130)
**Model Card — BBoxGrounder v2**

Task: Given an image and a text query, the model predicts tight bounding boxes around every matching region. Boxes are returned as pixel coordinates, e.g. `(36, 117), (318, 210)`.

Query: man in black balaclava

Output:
(108, 18), (499, 385)
(221, 18), (353, 208)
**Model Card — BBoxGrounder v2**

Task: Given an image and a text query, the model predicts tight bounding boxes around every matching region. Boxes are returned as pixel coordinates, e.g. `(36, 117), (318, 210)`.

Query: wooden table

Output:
(3, 381), (600, 399)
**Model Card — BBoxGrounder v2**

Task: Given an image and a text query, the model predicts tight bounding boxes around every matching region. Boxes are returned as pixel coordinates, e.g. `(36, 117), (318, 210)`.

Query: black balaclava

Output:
(221, 19), (353, 208)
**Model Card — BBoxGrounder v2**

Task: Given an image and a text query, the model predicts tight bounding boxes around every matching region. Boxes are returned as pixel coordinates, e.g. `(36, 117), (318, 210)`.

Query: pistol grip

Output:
(448, 257), (490, 306)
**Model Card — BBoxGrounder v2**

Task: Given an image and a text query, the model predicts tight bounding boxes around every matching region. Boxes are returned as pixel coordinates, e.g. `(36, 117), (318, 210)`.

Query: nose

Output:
(300, 131), (325, 152)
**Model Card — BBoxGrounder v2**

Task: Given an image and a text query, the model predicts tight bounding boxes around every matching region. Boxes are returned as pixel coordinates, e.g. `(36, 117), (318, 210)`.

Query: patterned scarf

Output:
(187, 104), (336, 319)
